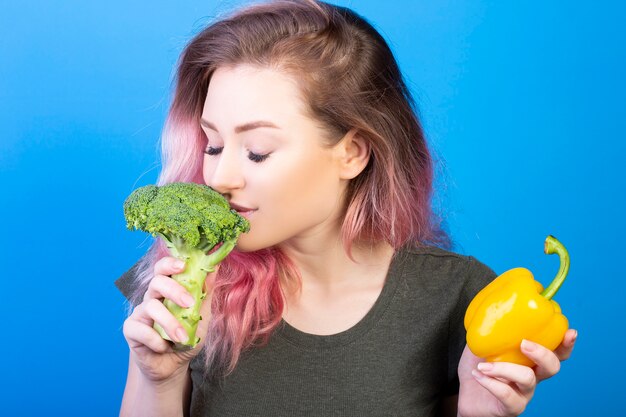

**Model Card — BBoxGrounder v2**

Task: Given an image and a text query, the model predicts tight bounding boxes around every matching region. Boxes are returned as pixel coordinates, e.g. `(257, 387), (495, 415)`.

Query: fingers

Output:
(464, 332), (577, 416)
(123, 317), (171, 353)
(123, 300), (188, 355)
(554, 329), (577, 361)
(521, 339), (561, 381)
(145, 257), (196, 312)
(471, 366), (530, 416)
(154, 256), (186, 276)
(144, 274), (195, 310)
(124, 257), (195, 353)
(474, 361), (536, 397)
(136, 299), (191, 343)
(124, 256), (216, 357)
(522, 329), (577, 381)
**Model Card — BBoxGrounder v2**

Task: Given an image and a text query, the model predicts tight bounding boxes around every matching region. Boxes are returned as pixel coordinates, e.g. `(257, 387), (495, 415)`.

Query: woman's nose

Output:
(207, 148), (245, 194)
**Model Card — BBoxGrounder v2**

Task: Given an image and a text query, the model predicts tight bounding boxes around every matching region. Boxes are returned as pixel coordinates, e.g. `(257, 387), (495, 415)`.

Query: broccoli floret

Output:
(123, 182), (249, 349)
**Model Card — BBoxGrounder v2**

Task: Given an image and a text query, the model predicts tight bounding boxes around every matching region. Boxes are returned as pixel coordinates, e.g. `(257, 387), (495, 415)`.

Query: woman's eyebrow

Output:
(200, 118), (281, 133)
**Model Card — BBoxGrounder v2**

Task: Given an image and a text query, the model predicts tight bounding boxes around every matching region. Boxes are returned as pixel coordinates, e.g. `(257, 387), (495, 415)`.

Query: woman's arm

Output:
(119, 257), (214, 417)
(120, 352), (191, 417)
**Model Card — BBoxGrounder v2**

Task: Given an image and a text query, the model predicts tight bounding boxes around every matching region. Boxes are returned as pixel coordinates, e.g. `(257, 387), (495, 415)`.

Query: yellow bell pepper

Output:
(464, 235), (570, 367)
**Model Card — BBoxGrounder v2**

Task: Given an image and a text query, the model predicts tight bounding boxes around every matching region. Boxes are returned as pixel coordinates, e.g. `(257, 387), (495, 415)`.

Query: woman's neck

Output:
(280, 235), (395, 290)
(279, 236), (396, 335)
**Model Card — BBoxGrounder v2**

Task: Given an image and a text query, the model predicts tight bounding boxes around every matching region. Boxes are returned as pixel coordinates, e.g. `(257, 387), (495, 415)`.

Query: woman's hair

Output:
(129, 0), (449, 376)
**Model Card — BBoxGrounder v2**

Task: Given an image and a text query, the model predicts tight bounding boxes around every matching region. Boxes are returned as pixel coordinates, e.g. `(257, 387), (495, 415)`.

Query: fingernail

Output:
(572, 330), (578, 342)
(182, 293), (195, 308)
(175, 260), (185, 270)
(477, 362), (493, 372)
(176, 327), (189, 343)
(522, 339), (536, 352)
(471, 369), (484, 380)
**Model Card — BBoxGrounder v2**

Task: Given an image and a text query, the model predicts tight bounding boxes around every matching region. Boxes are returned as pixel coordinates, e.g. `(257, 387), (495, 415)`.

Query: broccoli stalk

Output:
(155, 235), (236, 348)
(123, 182), (249, 349)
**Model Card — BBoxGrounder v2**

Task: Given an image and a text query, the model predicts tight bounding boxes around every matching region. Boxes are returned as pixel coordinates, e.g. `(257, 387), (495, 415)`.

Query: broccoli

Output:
(123, 182), (249, 349)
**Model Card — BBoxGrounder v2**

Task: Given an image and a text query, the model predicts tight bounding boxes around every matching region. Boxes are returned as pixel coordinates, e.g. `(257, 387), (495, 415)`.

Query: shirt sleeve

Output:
(444, 256), (497, 395)
(114, 260), (142, 305)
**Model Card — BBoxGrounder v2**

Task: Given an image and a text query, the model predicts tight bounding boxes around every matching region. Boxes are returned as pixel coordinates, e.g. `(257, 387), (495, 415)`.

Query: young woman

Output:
(116, 1), (576, 416)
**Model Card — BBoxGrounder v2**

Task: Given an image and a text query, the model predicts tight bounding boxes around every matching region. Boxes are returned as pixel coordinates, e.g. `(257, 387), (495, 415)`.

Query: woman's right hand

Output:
(122, 256), (214, 383)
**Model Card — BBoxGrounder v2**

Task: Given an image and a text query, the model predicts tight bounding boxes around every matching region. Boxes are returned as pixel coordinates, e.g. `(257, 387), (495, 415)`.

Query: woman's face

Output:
(201, 65), (347, 251)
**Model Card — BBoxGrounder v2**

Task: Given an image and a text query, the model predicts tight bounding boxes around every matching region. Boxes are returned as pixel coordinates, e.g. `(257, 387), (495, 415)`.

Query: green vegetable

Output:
(123, 182), (249, 349)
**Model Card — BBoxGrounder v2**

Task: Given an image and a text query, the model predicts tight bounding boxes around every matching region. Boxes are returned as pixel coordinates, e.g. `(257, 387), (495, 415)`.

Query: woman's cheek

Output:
(202, 156), (216, 185)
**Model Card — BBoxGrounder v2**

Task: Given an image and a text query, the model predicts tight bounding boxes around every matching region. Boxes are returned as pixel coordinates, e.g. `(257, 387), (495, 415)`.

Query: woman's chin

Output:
(234, 234), (267, 253)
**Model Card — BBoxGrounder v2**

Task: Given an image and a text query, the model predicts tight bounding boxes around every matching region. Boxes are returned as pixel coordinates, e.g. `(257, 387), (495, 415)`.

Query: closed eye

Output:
(248, 151), (270, 163)
(204, 146), (223, 156)
(204, 146), (269, 163)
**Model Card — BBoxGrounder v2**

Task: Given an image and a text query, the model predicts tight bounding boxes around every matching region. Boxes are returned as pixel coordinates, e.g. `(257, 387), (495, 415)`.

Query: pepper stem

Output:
(540, 235), (570, 300)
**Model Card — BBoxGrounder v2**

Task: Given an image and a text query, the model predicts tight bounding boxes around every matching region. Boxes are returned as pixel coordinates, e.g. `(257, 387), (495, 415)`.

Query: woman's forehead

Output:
(202, 65), (312, 129)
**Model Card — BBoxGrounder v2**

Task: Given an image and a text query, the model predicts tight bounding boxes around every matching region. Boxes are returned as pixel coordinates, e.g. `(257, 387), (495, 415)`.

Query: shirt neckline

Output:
(275, 248), (408, 350)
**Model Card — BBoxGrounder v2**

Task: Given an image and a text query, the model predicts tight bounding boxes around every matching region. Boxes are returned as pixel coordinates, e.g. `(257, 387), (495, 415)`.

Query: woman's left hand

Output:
(457, 329), (577, 417)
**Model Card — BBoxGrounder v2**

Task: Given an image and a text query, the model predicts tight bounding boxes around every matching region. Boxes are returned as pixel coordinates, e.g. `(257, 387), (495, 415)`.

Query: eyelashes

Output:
(204, 146), (270, 163)
(247, 151), (270, 163)
(204, 146), (222, 156)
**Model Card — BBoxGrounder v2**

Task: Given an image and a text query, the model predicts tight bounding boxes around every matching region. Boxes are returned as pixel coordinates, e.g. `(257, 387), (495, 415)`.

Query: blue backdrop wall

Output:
(1, 1), (624, 415)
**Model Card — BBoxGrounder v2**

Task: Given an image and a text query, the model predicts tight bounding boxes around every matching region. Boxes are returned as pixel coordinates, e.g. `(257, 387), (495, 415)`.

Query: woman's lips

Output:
(229, 202), (257, 218)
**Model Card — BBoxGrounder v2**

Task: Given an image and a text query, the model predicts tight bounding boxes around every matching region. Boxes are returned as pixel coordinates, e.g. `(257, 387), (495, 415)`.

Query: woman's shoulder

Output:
(400, 244), (494, 271)
(395, 244), (497, 293)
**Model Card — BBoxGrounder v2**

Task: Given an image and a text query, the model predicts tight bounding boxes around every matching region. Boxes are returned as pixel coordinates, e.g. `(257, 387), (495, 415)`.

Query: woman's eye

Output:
(204, 146), (223, 156)
(204, 146), (269, 162)
(248, 151), (270, 163)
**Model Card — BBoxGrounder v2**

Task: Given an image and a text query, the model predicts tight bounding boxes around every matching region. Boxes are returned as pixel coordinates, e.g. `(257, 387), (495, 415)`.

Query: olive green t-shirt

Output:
(116, 245), (496, 417)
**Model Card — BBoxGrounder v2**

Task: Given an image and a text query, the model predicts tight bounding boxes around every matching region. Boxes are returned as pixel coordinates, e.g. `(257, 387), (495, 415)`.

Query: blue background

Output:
(1, 0), (624, 415)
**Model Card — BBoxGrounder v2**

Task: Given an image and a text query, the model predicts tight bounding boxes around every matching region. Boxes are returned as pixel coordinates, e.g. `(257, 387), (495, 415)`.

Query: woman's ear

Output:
(335, 129), (371, 180)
